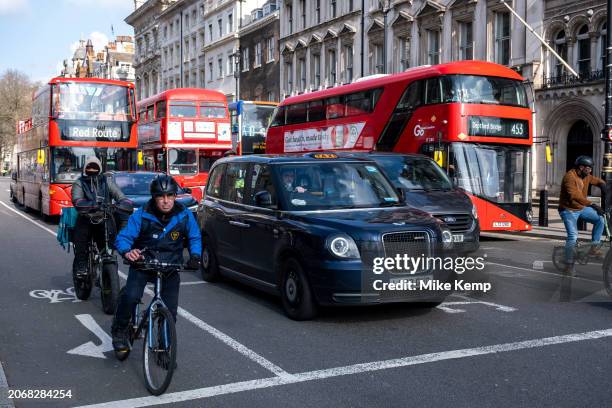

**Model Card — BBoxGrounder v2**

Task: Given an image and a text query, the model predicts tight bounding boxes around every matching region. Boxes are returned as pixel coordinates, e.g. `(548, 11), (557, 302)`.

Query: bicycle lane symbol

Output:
(29, 287), (81, 303)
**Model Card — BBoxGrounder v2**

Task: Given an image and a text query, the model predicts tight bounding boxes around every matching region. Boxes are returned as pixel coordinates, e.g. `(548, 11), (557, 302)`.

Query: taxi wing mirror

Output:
(396, 187), (405, 202)
(254, 190), (273, 207)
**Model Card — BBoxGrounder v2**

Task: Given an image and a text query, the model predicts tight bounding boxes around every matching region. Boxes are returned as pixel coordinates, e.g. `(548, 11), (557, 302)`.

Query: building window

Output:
(297, 57), (306, 92)
(427, 30), (440, 65)
(327, 49), (337, 86)
(267, 91), (274, 101)
(577, 24), (591, 75)
(315, 0), (321, 24)
(185, 39), (190, 61)
(200, 32), (205, 49)
(218, 57), (223, 78)
(287, 4), (293, 34)
(200, 70), (205, 87)
(399, 37), (409, 71)
(170, 22), (174, 37)
(208, 62), (213, 81)
(209, 24), (213, 42)
(267, 37), (275, 62)
(300, 0), (306, 29)
(228, 53), (234, 76)
(554, 30), (567, 77)
(494, 11), (510, 65)
(459, 21), (473, 60)
(374, 43), (384, 73)
(242, 47), (249, 71)
(255, 42), (262, 67)
(330, 0), (337, 19)
(218, 18), (223, 37)
(228, 13), (233, 33)
(343, 44), (353, 83)
(285, 61), (293, 94)
(349, 0), (354, 12)
(312, 53), (321, 89)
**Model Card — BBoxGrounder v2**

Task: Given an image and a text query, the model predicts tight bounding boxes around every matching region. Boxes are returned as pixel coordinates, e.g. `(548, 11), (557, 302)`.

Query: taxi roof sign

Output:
(311, 153), (338, 159)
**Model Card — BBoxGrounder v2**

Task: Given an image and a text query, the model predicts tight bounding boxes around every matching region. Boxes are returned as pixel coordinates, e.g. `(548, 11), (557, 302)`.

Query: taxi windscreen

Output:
(277, 162), (400, 210)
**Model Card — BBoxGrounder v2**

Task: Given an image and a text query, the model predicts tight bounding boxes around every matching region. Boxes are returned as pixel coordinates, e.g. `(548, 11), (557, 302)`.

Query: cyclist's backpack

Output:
(57, 207), (78, 252)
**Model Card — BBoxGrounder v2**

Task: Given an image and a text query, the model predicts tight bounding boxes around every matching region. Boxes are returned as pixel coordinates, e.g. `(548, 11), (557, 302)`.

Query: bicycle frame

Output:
(131, 270), (172, 349)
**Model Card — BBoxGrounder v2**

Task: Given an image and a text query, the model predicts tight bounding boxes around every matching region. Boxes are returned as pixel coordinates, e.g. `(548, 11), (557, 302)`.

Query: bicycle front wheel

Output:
(142, 307), (177, 395)
(100, 260), (119, 315)
(604, 256), (612, 297)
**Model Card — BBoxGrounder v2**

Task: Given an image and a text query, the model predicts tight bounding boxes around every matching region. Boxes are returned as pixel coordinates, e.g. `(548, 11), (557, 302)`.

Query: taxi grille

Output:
(434, 213), (473, 233)
(382, 231), (431, 260)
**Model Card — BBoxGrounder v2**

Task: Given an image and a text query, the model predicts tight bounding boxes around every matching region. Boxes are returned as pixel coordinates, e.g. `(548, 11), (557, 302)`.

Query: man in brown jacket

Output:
(559, 155), (606, 271)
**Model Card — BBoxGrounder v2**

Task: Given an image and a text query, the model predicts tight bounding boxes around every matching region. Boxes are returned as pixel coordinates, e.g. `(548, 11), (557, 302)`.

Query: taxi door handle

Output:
(229, 220), (250, 228)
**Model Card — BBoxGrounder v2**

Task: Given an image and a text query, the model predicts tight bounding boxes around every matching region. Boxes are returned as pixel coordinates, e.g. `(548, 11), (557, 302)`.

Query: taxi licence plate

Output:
(452, 234), (464, 243)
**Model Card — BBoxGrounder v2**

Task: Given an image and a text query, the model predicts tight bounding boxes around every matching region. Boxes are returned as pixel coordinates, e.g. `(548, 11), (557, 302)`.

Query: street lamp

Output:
(233, 49), (241, 102)
(378, 0), (392, 74)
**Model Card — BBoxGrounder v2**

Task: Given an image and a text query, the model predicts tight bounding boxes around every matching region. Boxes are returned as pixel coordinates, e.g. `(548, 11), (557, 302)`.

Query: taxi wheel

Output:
(200, 241), (220, 282)
(280, 258), (317, 320)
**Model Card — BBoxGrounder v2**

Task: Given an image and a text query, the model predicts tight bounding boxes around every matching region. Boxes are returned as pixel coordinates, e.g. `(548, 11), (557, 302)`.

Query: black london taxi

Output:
(339, 152), (480, 254)
(197, 153), (456, 320)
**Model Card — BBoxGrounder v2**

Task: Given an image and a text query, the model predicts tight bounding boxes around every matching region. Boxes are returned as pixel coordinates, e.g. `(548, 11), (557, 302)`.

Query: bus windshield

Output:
(278, 162), (400, 211)
(56, 83), (134, 120)
(169, 102), (197, 118)
(168, 148), (197, 175)
(51, 147), (132, 183)
(439, 75), (528, 107)
(449, 143), (529, 204)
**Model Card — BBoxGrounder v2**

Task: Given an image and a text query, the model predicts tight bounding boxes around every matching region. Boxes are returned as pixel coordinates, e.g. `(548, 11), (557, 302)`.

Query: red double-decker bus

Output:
(14, 77), (137, 217)
(266, 61), (533, 232)
(136, 88), (231, 201)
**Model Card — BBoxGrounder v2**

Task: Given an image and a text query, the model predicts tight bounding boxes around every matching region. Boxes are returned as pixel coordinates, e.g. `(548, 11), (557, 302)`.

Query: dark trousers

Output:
(73, 216), (115, 269)
(113, 268), (180, 329)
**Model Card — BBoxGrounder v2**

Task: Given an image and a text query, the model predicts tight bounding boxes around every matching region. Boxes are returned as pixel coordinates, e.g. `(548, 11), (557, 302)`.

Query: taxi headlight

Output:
(441, 229), (453, 244)
(326, 234), (360, 259)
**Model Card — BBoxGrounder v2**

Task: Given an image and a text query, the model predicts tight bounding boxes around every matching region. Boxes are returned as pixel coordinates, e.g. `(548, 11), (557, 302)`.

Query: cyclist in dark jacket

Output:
(71, 156), (132, 277)
(111, 175), (202, 356)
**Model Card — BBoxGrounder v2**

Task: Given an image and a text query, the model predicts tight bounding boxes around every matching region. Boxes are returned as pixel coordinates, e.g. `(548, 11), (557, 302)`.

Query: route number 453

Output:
(511, 123), (524, 136)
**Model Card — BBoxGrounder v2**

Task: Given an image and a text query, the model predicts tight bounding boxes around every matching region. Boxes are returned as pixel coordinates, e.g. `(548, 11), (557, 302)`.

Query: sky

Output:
(0, 0), (135, 83)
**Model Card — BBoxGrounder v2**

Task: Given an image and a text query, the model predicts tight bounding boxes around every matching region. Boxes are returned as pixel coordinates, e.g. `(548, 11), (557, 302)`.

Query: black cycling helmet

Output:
(150, 175), (179, 197)
(574, 155), (594, 168)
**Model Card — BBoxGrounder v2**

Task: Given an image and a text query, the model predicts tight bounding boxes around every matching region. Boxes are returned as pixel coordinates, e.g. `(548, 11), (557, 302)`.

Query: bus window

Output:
(345, 89), (382, 116)
(326, 97), (344, 119)
(424, 78), (442, 105)
(169, 101), (197, 118)
(146, 105), (154, 121)
(308, 100), (325, 122)
(270, 106), (286, 127)
(156, 101), (166, 119)
(377, 80), (423, 151)
(286, 103), (307, 124)
(200, 102), (227, 118)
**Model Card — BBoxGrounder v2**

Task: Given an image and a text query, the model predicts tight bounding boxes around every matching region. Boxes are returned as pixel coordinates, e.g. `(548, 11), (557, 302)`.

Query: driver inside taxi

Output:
(282, 169), (307, 193)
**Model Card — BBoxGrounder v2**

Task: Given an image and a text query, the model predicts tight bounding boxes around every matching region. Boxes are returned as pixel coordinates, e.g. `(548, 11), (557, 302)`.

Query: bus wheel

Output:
(21, 188), (28, 210)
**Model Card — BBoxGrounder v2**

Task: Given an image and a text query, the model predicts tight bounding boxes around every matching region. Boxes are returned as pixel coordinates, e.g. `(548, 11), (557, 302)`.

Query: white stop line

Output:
(73, 327), (612, 408)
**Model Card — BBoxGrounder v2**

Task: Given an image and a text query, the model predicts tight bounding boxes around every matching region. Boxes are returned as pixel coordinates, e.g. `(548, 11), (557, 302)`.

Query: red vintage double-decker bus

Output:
(14, 77), (138, 217)
(136, 88), (232, 201)
(266, 61), (533, 232)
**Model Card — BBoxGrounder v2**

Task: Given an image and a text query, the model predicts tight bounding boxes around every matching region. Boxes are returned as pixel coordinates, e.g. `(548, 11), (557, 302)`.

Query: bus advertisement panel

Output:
(228, 100), (277, 154)
(14, 77), (138, 217)
(136, 88), (231, 201)
(266, 61), (533, 232)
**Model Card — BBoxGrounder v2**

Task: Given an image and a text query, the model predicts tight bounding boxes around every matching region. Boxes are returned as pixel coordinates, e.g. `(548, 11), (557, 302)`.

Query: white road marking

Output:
(487, 261), (602, 283)
(0, 200), (55, 235)
(67, 314), (114, 359)
(29, 287), (80, 303)
(74, 327), (612, 408)
(0, 360), (15, 408)
(180, 280), (206, 286)
(116, 269), (290, 378)
(1, 200), (290, 378)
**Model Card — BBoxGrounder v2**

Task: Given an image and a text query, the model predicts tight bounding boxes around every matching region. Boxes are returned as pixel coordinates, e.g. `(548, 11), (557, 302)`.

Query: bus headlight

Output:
(471, 205), (478, 219)
(326, 234), (360, 259)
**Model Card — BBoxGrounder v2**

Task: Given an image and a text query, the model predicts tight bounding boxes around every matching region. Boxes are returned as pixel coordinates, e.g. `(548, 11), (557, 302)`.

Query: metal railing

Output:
(541, 70), (605, 88)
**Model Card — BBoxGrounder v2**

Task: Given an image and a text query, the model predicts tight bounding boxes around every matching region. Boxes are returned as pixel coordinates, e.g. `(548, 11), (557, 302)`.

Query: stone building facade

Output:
(238, 5), (280, 101)
(125, 0), (176, 100)
(534, 1), (607, 194)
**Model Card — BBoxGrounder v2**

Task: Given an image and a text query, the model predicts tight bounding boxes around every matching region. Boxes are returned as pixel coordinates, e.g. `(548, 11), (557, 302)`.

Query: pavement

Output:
(1, 178), (611, 408)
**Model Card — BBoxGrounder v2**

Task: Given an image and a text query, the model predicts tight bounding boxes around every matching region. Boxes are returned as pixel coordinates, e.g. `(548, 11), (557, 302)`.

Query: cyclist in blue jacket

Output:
(111, 175), (202, 356)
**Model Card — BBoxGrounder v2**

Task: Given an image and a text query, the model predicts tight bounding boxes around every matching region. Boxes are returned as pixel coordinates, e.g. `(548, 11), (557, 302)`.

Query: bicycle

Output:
(552, 211), (611, 273)
(72, 202), (120, 315)
(116, 252), (190, 396)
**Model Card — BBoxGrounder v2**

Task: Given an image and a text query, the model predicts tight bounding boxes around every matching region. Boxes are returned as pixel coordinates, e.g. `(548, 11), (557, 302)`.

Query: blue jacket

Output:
(115, 200), (202, 264)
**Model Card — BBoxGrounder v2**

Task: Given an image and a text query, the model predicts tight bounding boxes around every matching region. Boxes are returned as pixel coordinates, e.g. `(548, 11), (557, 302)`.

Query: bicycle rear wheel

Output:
(72, 247), (94, 300)
(142, 307), (177, 395)
(552, 247), (567, 272)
